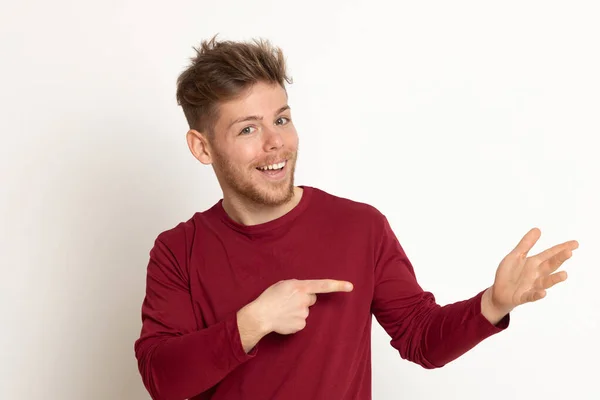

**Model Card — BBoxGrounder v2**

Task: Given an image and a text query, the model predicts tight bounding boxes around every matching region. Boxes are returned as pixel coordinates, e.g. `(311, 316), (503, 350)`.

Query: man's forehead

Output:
(223, 84), (287, 112)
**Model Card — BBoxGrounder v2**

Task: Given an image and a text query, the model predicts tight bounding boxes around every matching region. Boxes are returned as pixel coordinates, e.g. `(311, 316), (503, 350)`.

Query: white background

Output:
(1, 1), (599, 399)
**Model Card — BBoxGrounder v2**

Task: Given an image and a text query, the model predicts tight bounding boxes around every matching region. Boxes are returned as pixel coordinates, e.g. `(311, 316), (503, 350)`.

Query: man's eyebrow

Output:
(228, 105), (291, 129)
(276, 105), (291, 115)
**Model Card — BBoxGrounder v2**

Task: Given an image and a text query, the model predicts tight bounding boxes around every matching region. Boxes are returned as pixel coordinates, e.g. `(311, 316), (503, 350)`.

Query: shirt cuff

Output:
(226, 313), (259, 365)
(473, 289), (510, 333)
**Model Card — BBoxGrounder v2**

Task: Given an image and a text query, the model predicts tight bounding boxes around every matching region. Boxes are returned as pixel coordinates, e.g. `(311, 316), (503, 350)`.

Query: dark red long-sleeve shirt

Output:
(134, 186), (509, 400)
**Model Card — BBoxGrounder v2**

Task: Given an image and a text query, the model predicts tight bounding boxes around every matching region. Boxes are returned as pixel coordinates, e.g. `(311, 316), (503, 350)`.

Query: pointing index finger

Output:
(302, 279), (354, 294)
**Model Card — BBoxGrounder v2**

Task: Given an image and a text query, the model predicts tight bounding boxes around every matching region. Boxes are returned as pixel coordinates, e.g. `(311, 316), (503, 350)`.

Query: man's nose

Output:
(263, 127), (284, 151)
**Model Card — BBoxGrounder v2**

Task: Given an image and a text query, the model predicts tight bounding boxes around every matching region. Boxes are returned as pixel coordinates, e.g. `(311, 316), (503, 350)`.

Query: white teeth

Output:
(259, 161), (286, 171)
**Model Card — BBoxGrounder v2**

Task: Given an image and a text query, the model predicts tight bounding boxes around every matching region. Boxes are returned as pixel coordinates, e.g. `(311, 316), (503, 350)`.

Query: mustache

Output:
(253, 152), (296, 168)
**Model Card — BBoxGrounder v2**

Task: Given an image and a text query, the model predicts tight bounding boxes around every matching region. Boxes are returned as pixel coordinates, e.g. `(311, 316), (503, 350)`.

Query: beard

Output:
(212, 150), (297, 207)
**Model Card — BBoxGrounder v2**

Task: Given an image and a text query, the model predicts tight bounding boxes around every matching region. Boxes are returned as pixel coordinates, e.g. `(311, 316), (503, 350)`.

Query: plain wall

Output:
(1, 0), (599, 399)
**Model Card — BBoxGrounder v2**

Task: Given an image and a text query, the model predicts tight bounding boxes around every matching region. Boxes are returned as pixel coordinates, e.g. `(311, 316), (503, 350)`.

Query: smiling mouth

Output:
(255, 159), (288, 178)
(256, 160), (287, 172)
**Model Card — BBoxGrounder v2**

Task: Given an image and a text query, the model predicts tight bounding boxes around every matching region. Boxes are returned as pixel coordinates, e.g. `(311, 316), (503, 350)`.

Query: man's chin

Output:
(258, 184), (295, 206)
(246, 180), (295, 207)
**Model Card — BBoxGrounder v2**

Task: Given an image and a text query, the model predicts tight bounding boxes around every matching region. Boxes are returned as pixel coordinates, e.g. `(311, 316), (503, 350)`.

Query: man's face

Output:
(208, 82), (298, 206)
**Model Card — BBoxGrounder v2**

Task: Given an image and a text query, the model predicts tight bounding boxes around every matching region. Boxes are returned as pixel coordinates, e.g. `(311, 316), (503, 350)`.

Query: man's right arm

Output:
(236, 303), (270, 353)
(133, 237), (265, 400)
(134, 235), (353, 400)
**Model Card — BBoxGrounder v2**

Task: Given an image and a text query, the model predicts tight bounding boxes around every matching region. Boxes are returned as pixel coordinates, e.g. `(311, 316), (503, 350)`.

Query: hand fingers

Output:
(540, 248), (574, 275)
(533, 240), (579, 263)
(307, 293), (317, 306)
(520, 270), (567, 303)
(540, 270), (568, 290)
(521, 289), (547, 303)
(301, 279), (354, 294)
(512, 227), (542, 258)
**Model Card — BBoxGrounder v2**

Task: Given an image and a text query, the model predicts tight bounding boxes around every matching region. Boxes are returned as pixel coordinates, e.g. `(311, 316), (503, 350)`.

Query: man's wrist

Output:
(236, 302), (270, 353)
(481, 287), (512, 326)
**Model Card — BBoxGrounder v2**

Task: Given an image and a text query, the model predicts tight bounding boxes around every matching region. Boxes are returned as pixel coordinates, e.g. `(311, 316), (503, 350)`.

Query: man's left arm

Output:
(371, 215), (578, 369)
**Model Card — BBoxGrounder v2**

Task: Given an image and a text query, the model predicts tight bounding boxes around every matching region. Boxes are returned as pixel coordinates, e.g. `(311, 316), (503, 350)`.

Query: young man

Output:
(134, 37), (578, 400)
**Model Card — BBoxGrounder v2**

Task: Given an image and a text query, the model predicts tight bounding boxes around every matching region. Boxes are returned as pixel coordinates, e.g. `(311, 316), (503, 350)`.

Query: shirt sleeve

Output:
(134, 235), (257, 400)
(370, 215), (509, 369)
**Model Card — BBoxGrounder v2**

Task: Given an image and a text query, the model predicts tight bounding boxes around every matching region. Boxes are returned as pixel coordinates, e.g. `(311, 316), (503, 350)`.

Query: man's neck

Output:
(222, 186), (304, 226)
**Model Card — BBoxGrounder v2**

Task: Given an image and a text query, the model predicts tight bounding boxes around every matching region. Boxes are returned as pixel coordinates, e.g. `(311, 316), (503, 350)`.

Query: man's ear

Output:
(186, 129), (213, 165)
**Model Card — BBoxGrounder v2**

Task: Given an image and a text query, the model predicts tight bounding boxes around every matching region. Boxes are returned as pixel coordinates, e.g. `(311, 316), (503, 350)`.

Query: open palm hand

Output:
(489, 228), (579, 314)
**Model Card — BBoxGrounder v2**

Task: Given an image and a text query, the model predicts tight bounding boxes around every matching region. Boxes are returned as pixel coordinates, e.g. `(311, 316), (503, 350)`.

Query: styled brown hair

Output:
(176, 35), (293, 134)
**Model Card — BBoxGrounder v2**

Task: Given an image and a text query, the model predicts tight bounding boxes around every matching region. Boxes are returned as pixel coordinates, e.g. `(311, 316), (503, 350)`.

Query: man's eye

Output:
(276, 117), (290, 125)
(240, 126), (256, 135)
